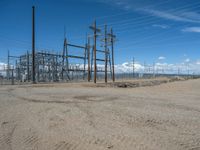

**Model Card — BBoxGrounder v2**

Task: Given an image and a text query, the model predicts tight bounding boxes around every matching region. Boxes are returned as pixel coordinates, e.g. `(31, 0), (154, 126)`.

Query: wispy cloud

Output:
(184, 58), (191, 63)
(95, 0), (200, 24)
(152, 24), (169, 29)
(182, 27), (200, 33)
(97, 0), (132, 10)
(114, 60), (200, 74)
(158, 56), (166, 60)
(139, 8), (200, 23)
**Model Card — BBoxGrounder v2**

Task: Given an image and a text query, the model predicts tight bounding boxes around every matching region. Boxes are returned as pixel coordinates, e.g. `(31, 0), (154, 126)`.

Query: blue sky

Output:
(1, 0), (200, 70)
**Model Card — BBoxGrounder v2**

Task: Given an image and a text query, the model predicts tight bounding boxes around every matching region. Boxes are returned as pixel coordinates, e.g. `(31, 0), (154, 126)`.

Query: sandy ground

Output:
(0, 79), (200, 150)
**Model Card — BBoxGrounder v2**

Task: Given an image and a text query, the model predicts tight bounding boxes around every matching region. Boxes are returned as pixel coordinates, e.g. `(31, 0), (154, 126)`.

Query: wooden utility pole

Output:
(89, 20), (100, 83)
(94, 21), (97, 83)
(104, 25), (108, 83)
(7, 50), (10, 80)
(62, 37), (66, 80)
(27, 51), (30, 82)
(11, 69), (14, 85)
(32, 6), (36, 84)
(133, 57), (135, 78)
(153, 62), (155, 77)
(110, 28), (115, 82)
(143, 61), (146, 75)
(87, 36), (91, 82)
(62, 27), (70, 80)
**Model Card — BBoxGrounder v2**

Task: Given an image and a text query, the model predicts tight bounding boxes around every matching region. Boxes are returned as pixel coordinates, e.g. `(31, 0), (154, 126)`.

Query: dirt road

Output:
(0, 79), (200, 150)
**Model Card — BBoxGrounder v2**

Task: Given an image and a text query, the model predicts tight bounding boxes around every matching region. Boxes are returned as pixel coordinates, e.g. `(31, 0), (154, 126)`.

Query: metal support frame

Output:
(5, 14), (116, 84)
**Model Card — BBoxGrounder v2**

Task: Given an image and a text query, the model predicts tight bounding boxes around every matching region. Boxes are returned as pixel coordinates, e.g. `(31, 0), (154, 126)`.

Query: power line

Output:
(96, 0), (173, 20)
(95, 4), (200, 42)
(98, 1), (200, 28)
(117, 36), (200, 51)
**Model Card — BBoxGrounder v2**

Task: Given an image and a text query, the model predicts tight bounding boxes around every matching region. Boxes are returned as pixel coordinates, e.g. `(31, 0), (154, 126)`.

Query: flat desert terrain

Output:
(0, 79), (200, 150)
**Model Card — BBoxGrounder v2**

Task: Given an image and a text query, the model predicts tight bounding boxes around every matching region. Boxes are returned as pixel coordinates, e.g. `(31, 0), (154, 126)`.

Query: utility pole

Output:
(87, 36), (91, 82)
(62, 26), (70, 80)
(93, 21), (97, 83)
(62, 35), (66, 80)
(32, 6), (36, 84)
(187, 63), (190, 76)
(109, 28), (116, 82)
(133, 57), (135, 78)
(27, 51), (30, 82)
(104, 25), (108, 83)
(89, 20), (100, 83)
(153, 62), (155, 77)
(143, 61), (146, 76)
(178, 67), (180, 76)
(11, 69), (14, 85)
(7, 50), (10, 80)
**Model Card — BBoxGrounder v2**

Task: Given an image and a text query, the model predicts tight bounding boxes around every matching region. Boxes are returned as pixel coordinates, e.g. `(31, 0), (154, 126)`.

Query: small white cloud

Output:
(182, 27), (200, 33)
(183, 54), (187, 57)
(0, 62), (7, 70)
(115, 61), (143, 73)
(152, 24), (169, 29)
(0, 62), (7, 77)
(185, 58), (190, 63)
(158, 56), (166, 60)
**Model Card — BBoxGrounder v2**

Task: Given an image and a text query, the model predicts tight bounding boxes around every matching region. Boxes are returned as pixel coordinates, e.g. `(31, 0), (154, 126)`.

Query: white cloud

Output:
(185, 58), (190, 63)
(152, 24), (169, 29)
(115, 62), (143, 73)
(97, 0), (132, 10)
(182, 27), (200, 33)
(138, 8), (200, 23)
(1, 60), (200, 77)
(113, 60), (200, 75)
(181, 12), (200, 21)
(94, 0), (200, 24)
(183, 54), (187, 57)
(0, 62), (7, 70)
(78, 60), (200, 74)
(0, 62), (7, 77)
(158, 56), (166, 60)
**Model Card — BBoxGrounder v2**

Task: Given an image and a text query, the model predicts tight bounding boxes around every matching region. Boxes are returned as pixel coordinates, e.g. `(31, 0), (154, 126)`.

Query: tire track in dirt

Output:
(53, 138), (113, 150)
(12, 94), (119, 105)
(189, 147), (200, 150)
(54, 141), (76, 150)
(158, 103), (200, 113)
(13, 128), (40, 150)
(52, 135), (149, 150)
(175, 136), (200, 150)
(0, 121), (17, 150)
(74, 102), (96, 128)
(23, 134), (39, 147)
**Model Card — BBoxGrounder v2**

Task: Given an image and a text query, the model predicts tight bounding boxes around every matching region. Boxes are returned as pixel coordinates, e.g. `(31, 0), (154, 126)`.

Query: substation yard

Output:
(0, 78), (200, 150)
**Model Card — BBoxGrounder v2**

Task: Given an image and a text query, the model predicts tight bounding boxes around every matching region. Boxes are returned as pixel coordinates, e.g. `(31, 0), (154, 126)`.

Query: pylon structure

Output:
(5, 7), (116, 84)
(90, 21), (116, 83)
